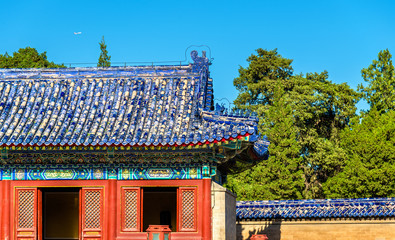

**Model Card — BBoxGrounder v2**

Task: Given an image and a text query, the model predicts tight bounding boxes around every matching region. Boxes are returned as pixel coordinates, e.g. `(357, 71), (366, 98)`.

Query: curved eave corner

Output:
(248, 134), (270, 160)
(200, 106), (269, 163)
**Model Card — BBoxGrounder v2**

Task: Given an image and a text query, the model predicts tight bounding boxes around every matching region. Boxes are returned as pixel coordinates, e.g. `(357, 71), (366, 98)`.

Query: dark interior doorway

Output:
(42, 188), (79, 240)
(143, 187), (177, 232)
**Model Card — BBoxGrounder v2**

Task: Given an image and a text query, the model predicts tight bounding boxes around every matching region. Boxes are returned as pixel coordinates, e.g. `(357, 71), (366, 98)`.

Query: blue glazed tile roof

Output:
(0, 51), (267, 156)
(236, 198), (395, 219)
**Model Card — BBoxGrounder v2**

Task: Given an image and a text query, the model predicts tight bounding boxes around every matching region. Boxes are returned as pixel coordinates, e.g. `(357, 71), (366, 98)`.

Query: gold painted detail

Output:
(189, 168), (197, 179)
(147, 169), (171, 178)
(44, 169), (74, 179)
(15, 169), (25, 180)
(93, 169), (104, 179)
(122, 169), (130, 180)
(85, 231), (100, 235)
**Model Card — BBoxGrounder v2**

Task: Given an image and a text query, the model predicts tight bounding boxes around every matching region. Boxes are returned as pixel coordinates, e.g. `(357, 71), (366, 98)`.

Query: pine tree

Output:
(227, 49), (359, 200)
(97, 36), (111, 67)
(323, 50), (395, 198)
(324, 108), (395, 198)
(359, 49), (395, 112)
(233, 48), (293, 114)
(225, 84), (304, 200)
(261, 84), (305, 199)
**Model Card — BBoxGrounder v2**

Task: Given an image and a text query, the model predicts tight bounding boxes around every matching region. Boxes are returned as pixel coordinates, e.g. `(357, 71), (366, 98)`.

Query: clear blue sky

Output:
(1, 0), (395, 111)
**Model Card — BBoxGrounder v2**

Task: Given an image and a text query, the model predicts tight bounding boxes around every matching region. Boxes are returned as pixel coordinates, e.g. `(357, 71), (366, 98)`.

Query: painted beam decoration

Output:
(0, 163), (216, 180)
(236, 198), (395, 219)
(0, 151), (213, 164)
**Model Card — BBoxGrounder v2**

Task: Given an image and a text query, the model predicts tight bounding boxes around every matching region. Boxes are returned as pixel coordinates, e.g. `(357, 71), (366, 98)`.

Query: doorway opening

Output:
(142, 187), (177, 232)
(41, 188), (80, 240)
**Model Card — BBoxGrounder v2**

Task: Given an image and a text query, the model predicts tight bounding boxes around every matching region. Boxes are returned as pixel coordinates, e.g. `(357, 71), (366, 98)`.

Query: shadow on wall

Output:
(236, 220), (281, 240)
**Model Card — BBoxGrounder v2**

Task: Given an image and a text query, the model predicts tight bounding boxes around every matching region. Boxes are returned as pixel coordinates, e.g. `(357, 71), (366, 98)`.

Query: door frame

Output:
(8, 179), (212, 240)
(116, 179), (208, 240)
(10, 180), (110, 240)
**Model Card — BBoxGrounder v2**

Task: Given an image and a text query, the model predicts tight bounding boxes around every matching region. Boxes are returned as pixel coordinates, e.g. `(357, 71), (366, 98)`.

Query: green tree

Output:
(290, 73), (359, 198)
(323, 108), (395, 198)
(0, 47), (64, 68)
(233, 48), (293, 114)
(359, 49), (395, 112)
(0, 52), (11, 67)
(226, 84), (304, 200)
(97, 36), (111, 67)
(227, 49), (360, 200)
(323, 50), (395, 198)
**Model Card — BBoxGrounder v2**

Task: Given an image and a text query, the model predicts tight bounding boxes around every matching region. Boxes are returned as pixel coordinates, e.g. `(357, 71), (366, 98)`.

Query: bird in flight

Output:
(74, 32), (82, 35)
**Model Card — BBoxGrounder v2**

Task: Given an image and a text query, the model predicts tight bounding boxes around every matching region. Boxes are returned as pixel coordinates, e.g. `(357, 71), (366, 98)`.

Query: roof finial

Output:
(191, 50), (199, 62)
(190, 50), (209, 65)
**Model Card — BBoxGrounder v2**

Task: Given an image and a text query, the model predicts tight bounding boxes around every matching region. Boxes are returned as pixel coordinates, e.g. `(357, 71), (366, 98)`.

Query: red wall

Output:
(1, 179), (211, 240)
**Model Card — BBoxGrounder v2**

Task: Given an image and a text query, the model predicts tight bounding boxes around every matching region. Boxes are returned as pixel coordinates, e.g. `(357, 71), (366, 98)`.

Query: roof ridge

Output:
(0, 65), (192, 72)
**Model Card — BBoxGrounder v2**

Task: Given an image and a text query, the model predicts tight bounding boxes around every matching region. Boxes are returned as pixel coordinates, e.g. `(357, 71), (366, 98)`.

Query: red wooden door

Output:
(177, 187), (197, 232)
(15, 188), (38, 240)
(81, 187), (104, 240)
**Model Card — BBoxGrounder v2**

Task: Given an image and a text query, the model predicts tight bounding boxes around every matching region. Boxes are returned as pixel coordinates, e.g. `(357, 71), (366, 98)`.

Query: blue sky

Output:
(1, 0), (395, 111)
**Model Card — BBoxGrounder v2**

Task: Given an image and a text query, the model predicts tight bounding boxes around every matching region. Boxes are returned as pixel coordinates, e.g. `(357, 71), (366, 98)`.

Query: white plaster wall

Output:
(211, 181), (237, 240)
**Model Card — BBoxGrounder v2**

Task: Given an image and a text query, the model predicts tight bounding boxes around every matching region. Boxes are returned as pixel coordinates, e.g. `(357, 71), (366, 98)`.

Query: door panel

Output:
(81, 187), (104, 240)
(15, 188), (38, 240)
(178, 187), (197, 232)
(121, 187), (141, 232)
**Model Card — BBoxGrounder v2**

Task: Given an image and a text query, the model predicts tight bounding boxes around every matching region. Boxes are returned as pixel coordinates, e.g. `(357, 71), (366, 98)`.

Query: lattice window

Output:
(84, 190), (101, 229)
(179, 188), (197, 231)
(121, 187), (140, 232)
(17, 190), (35, 229)
(125, 190), (138, 229)
(15, 188), (37, 239)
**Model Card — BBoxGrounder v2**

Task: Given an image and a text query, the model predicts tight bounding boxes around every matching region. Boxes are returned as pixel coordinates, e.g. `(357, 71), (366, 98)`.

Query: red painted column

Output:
(0, 181), (2, 238)
(1, 180), (10, 240)
(202, 178), (212, 240)
(107, 179), (117, 239)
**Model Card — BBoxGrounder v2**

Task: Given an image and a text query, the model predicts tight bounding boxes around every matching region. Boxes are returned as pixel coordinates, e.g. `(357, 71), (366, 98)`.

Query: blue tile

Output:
(0, 52), (267, 157)
(236, 198), (395, 220)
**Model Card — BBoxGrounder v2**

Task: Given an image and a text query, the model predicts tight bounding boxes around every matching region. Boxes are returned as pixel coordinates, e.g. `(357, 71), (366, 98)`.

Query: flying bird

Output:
(74, 32), (82, 35)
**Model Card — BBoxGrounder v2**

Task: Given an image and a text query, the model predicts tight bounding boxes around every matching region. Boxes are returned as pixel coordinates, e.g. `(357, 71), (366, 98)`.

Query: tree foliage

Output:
(97, 36), (111, 67)
(227, 48), (360, 200)
(233, 48), (293, 113)
(0, 47), (64, 68)
(226, 84), (304, 200)
(359, 49), (395, 112)
(323, 49), (395, 198)
(323, 108), (395, 198)
(290, 73), (359, 198)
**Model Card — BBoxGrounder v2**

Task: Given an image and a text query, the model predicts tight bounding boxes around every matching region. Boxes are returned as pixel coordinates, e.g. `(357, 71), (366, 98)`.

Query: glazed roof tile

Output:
(0, 51), (265, 154)
(236, 198), (395, 219)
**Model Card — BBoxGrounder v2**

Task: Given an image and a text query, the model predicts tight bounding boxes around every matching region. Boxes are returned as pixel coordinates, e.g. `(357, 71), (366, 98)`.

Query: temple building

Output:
(0, 51), (267, 240)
